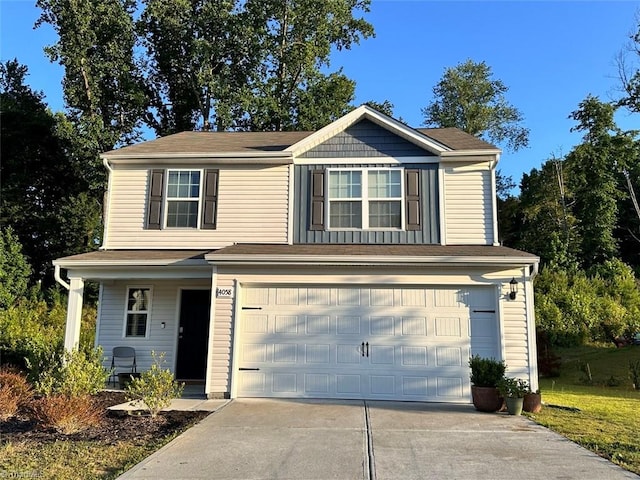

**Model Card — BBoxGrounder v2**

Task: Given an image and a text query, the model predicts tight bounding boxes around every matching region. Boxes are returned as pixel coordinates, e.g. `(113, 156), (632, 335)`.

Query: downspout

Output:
(490, 154), (500, 246)
(54, 264), (70, 290)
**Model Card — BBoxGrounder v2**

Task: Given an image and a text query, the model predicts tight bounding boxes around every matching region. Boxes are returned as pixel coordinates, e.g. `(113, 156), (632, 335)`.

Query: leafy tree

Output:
(137, 0), (373, 133)
(0, 228), (31, 309)
(363, 100), (395, 117)
(36, 0), (146, 150)
(518, 158), (579, 270)
(617, 15), (640, 113)
(565, 96), (631, 268)
(138, 0), (255, 134)
(238, 0), (374, 131)
(0, 60), (102, 284)
(422, 59), (529, 152)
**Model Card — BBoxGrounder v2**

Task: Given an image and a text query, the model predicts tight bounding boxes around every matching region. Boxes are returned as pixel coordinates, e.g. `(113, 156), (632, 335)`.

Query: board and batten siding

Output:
(300, 119), (432, 158)
(105, 164), (289, 249)
(443, 163), (494, 245)
(293, 164), (440, 244)
(97, 279), (210, 374)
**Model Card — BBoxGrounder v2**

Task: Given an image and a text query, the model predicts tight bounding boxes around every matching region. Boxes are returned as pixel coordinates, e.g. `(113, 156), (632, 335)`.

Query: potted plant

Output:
(497, 377), (530, 415)
(469, 355), (506, 412)
(523, 388), (542, 413)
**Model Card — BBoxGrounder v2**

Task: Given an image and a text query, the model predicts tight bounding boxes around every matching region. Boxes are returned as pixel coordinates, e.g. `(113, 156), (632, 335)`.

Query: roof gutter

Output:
(54, 264), (70, 290)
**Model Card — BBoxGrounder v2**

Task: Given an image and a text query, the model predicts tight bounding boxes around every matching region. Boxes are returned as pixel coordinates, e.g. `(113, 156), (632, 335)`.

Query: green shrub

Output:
(497, 376), (530, 398)
(0, 297), (64, 375)
(0, 227), (31, 309)
(126, 351), (183, 418)
(0, 367), (32, 420)
(535, 264), (640, 346)
(35, 347), (110, 397)
(30, 394), (103, 434)
(469, 355), (506, 387)
(630, 360), (640, 390)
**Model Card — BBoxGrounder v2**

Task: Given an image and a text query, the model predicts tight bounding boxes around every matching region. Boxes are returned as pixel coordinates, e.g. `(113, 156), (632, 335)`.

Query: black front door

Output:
(176, 289), (211, 380)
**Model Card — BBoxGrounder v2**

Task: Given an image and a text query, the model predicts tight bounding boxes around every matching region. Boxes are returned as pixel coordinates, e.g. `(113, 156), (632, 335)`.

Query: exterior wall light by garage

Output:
(509, 277), (518, 300)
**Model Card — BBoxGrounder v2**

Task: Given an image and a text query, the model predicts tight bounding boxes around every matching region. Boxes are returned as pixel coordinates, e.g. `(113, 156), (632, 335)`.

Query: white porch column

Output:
(64, 277), (85, 351)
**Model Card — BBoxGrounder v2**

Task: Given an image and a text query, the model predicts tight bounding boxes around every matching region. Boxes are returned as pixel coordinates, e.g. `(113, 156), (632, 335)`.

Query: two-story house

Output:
(54, 106), (539, 402)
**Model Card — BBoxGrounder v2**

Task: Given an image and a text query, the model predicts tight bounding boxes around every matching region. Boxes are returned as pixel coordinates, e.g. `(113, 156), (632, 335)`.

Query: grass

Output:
(0, 420), (200, 480)
(528, 344), (640, 475)
(0, 439), (169, 480)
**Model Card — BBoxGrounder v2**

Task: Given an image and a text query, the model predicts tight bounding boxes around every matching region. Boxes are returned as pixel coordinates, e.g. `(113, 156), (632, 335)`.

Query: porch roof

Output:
(53, 244), (538, 269)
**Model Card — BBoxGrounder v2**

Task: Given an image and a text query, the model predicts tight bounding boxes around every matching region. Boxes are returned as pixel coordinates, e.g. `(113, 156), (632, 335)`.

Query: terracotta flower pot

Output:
(471, 385), (504, 412)
(523, 392), (542, 413)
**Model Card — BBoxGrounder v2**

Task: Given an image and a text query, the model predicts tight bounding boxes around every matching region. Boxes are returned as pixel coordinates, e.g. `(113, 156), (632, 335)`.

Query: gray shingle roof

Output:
(54, 245), (537, 266)
(416, 128), (498, 150)
(103, 127), (497, 157)
(210, 244), (537, 259)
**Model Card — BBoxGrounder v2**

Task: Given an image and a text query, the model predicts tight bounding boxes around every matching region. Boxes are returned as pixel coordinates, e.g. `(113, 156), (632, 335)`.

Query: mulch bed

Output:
(1, 391), (210, 444)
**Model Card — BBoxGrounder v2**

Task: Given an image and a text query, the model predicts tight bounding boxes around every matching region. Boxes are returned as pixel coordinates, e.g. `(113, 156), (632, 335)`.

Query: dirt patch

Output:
(1, 391), (209, 445)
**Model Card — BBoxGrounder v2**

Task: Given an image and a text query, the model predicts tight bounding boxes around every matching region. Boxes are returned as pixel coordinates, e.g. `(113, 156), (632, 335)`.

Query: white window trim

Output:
(326, 167), (405, 231)
(123, 285), (153, 339)
(164, 169), (203, 229)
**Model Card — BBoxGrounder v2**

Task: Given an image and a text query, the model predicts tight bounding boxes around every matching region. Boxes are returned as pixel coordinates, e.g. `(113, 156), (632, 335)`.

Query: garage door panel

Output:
(435, 316), (462, 336)
(370, 345), (394, 365)
(337, 315), (361, 334)
(274, 344), (297, 363)
(337, 344), (362, 364)
(370, 316), (394, 335)
(244, 314), (268, 333)
(401, 346), (428, 366)
(401, 316), (427, 336)
(274, 315), (299, 334)
(237, 286), (497, 402)
(337, 374), (361, 394)
(273, 373), (297, 393)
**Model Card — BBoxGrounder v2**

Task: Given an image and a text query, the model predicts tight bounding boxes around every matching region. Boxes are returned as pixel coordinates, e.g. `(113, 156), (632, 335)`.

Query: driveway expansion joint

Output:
(364, 400), (376, 480)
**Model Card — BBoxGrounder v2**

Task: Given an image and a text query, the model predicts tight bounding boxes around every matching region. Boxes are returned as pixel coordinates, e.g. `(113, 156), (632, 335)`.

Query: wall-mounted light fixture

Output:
(160, 321), (166, 329)
(509, 277), (518, 300)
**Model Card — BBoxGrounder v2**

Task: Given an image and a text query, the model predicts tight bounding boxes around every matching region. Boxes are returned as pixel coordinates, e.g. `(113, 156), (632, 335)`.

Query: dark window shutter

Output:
(201, 169), (219, 230)
(405, 169), (421, 231)
(310, 169), (325, 230)
(146, 169), (165, 230)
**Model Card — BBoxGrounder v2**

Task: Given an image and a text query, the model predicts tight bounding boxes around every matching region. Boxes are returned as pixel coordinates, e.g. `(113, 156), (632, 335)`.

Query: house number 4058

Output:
(216, 287), (234, 298)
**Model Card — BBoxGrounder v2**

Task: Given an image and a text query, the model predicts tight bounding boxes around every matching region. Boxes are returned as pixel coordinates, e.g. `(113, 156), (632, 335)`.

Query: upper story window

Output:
(146, 169), (219, 230)
(327, 168), (403, 230)
(166, 170), (201, 228)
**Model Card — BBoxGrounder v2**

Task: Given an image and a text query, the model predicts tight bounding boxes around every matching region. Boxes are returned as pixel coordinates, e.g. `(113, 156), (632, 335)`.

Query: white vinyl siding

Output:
(97, 279), (210, 373)
(443, 164), (494, 245)
(104, 164), (289, 248)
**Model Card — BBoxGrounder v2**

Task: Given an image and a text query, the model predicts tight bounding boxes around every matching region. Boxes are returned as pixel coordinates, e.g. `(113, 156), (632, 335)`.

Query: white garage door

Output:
(236, 286), (497, 402)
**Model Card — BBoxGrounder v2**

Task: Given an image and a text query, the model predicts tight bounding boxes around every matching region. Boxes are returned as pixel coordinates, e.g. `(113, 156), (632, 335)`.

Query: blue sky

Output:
(2, 0), (639, 190)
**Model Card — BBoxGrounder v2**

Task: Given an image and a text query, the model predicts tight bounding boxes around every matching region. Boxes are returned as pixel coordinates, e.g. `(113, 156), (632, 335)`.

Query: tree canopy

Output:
(0, 60), (102, 285)
(422, 59), (529, 152)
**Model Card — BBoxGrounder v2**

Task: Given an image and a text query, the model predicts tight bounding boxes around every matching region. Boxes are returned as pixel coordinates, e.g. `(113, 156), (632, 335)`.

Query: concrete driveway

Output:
(118, 399), (638, 480)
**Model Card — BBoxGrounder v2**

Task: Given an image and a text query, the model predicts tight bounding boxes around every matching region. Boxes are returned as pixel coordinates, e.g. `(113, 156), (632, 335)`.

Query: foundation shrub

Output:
(30, 394), (103, 434)
(0, 367), (32, 420)
(126, 351), (183, 418)
(35, 347), (110, 398)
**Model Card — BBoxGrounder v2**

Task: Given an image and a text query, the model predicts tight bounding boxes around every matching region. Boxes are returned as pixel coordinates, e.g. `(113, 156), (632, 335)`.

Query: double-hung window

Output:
(328, 168), (403, 229)
(125, 287), (151, 338)
(166, 170), (201, 228)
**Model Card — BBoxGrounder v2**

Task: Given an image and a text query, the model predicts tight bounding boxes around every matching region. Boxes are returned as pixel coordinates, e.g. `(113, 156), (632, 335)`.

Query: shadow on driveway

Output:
(118, 399), (638, 480)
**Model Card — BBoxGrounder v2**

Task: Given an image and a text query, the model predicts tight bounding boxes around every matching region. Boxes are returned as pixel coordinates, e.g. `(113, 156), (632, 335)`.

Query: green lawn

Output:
(528, 344), (640, 475)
